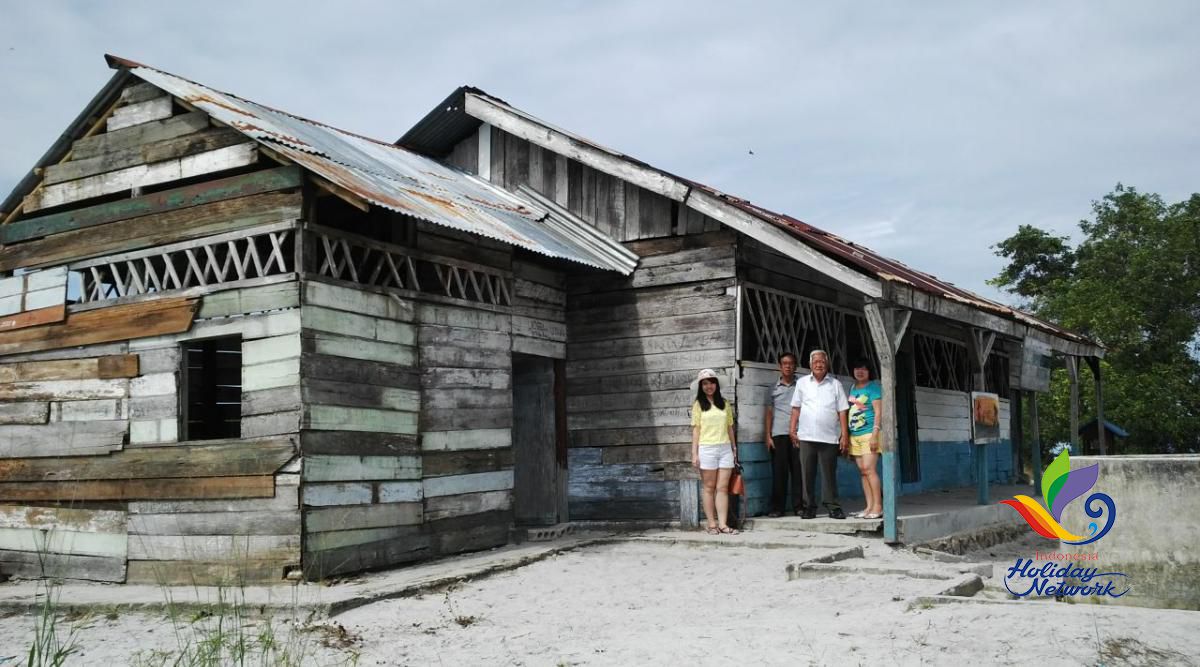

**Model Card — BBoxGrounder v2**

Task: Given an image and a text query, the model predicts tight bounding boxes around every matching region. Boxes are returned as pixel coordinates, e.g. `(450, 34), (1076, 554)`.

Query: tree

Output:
(991, 185), (1200, 453)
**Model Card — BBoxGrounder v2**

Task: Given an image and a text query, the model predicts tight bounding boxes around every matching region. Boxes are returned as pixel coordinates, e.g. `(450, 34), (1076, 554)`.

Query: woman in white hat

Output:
(691, 368), (739, 535)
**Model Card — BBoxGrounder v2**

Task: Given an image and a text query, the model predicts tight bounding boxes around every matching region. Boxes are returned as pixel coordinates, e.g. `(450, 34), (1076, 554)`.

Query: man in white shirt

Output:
(788, 349), (850, 519)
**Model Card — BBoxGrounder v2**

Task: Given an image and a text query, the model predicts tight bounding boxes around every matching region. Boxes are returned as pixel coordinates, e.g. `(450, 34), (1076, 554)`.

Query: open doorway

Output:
(512, 354), (567, 525)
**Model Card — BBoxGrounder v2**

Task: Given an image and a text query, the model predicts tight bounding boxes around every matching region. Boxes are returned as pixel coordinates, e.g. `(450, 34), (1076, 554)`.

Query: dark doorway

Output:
(512, 354), (565, 525)
(896, 349), (921, 484)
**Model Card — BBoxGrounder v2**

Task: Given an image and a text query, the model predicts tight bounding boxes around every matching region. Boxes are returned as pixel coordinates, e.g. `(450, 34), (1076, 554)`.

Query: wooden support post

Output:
(1012, 390), (1024, 482)
(1086, 356), (1107, 455)
(1029, 390), (1042, 494)
(864, 300), (909, 544)
(969, 328), (996, 505)
(1066, 355), (1080, 454)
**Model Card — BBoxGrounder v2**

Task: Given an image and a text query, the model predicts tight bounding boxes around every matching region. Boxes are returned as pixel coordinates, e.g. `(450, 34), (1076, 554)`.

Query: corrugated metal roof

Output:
(440, 89), (1094, 346)
(103, 56), (637, 275)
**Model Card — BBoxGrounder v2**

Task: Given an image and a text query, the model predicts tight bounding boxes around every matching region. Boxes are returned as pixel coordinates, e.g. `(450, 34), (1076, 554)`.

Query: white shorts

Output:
(699, 445), (736, 470)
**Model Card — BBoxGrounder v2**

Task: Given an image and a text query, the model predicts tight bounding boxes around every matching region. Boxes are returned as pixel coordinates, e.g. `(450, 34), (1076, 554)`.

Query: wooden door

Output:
(512, 354), (561, 525)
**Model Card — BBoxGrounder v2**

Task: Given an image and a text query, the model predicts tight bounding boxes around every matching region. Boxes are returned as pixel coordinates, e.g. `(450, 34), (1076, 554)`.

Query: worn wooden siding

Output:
(0, 282), (302, 583)
(297, 279), (425, 578)
(415, 231), (516, 559)
(447, 126), (716, 242)
(730, 364), (783, 517)
(565, 233), (737, 523)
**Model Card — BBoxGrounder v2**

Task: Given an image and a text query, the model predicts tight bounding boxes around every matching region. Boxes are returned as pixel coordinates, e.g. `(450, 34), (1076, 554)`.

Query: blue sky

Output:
(2, 1), (1197, 302)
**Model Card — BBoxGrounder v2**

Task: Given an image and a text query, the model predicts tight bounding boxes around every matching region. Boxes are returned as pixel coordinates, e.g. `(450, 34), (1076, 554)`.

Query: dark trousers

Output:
(770, 435), (804, 513)
(800, 439), (841, 511)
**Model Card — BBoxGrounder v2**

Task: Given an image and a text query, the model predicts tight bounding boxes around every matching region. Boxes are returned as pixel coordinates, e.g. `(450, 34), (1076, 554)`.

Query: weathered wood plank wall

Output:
(414, 223), (516, 560)
(450, 126), (714, 242)
(298, 279), (426, 578)
(565, 233), (738, 523)
(0, 80), (307, 584)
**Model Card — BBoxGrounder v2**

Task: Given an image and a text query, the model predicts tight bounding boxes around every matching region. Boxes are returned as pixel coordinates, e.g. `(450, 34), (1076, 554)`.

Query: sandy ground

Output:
(1, 532), (1197, 666)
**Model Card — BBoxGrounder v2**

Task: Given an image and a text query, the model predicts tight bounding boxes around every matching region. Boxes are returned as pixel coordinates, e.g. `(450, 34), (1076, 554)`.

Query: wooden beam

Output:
(1065, 355), (1080, 454)
(0, 437), (296, 482)
(863, 300), (900, 543)
(477, 123), (492, 181)
(312, 175), (369, 212)
(1085, 356), (1107, 455)
(43, 127), (247, 186)
(24, 143), (259, 213)
(1029, 390), (1042, 493)
(0, 191), (301, 272)
(464, 93), (689, 201)
(0, 354), (138, 382)
(0, 475), (275, 502)
(0, 166), (301, 245)
(688, 188), (883, 298)
(0, 296), (198, 356)
(0, 304), (66, 333)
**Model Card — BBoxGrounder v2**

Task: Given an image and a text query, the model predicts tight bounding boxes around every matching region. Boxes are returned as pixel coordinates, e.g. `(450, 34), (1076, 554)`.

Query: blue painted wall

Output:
(740, 439), (1014, 512)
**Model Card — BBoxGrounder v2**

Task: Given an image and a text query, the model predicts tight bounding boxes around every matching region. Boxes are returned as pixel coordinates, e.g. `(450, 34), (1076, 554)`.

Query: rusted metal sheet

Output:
(103, 56), (636, 275)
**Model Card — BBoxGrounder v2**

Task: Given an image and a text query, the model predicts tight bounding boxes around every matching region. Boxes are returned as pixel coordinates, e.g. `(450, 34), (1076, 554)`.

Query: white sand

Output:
(1, 532), (1197, 666)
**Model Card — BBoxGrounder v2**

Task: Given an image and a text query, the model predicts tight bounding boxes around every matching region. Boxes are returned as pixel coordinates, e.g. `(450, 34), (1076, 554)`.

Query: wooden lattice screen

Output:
(740, 283), (875, 375)
(308, 225), (512, 307)
(72, 222), (295, 304)
(914, 333), (970, 391)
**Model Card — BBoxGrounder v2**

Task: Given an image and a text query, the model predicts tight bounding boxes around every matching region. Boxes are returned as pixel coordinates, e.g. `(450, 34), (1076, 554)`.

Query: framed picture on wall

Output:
(971, 391), (1001, 444)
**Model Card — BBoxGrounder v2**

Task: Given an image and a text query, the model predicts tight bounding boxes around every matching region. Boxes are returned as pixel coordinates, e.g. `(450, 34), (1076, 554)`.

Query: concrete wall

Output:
(1062, 455), (1200, 610)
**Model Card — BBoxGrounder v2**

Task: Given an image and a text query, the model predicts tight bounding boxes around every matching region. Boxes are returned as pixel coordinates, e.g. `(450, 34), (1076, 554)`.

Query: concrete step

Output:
(744, 514), (882, 535)
(511, 523), (574, 543)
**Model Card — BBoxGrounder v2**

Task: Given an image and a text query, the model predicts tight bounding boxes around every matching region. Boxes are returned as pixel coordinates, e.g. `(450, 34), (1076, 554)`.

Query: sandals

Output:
(718, 526), (740, 535)
(849, 511), (865, 518)
(705, 526), (720, 535)
(862, 512), (883, 520)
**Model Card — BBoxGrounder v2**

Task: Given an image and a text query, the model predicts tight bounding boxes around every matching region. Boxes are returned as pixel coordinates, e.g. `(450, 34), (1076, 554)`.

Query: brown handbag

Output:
(728, 443), (744, 496)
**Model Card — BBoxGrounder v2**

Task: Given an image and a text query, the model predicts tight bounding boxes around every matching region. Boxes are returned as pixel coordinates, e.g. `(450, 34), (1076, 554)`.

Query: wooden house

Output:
(0, 55), (1104, 583)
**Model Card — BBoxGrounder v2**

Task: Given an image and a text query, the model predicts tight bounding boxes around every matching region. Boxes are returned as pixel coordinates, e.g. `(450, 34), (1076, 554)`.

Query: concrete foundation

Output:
(1061, 455), (1200, 611)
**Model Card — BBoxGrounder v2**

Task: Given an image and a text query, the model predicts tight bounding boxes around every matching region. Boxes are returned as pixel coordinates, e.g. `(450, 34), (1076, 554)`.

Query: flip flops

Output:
(718, 526), (740, 535)
(705, 526), (720, 535)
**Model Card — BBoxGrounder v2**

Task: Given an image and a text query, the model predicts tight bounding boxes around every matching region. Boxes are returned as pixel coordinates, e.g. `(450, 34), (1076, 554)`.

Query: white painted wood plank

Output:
(130, 372), (175, 397)
(423, 470), (514, 498)
(0, 505), (126, 532)
(0, 378), (128, 401)
(377, 481), (423, 503)
(58, 399), (121, 422)
(0, 402), (49, 425)
(420, 429), (512, 451)
(29, 143), (259, 212)
(307, 333), (416, 365)
(106, 96), (173, 131)
(0, 528), (127, 558)
(0, 421), (127, 457)
(302, 483), (373, 507)
(306, 405), (418, 434)
(242, 334), (302, 365)
(303, 281), (415, 322)
(303, 455), (422, 482)
(305, 502), (422, 532)
(242, 358), (301, 392)
(127, 534), (299, 560)
(424, 490), (511, 521)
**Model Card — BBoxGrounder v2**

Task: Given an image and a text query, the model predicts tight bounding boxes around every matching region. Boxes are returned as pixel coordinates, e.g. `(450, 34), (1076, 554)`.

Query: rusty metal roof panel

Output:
(110, 58), (635, 275)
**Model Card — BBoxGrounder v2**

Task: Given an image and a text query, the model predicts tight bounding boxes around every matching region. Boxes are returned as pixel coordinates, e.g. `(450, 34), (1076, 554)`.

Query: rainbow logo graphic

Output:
(1000, 450), (1116, 546)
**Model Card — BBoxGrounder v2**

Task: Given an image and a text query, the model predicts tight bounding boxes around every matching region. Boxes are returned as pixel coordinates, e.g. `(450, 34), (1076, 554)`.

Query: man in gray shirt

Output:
(764, 352), (804, 517)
